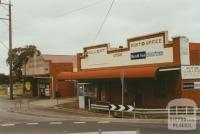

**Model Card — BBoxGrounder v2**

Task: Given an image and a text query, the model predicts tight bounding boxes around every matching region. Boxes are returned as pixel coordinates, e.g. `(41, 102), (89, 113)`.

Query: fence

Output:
(90, 103), (200, 118)
(14, 99), (31, 109)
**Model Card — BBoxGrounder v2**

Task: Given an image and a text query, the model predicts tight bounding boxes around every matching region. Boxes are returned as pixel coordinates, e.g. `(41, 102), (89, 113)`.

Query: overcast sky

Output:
(0, 0), (200, 74)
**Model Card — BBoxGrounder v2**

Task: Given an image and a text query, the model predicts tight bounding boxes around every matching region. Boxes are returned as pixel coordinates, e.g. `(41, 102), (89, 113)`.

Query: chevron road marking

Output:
(127, 105), (134, 112)
(109, 104), (117, 111)
(109, 104), (134, 112)
(118, 105), (126, 111)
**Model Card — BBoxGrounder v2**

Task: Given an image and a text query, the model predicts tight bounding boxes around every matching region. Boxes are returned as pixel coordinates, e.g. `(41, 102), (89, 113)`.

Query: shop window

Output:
(154, 78), (166, 98)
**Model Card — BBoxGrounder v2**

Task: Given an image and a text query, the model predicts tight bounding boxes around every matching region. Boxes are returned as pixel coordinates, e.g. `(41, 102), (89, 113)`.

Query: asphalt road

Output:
(0, 96), (200, 134)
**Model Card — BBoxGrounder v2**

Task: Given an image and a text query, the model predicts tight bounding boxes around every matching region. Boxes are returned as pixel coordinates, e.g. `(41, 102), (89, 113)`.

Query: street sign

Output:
(109, 104), (134, 112)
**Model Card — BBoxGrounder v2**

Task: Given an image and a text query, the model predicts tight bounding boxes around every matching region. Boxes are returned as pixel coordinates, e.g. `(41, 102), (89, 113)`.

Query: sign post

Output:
(120, 70), (124, 118)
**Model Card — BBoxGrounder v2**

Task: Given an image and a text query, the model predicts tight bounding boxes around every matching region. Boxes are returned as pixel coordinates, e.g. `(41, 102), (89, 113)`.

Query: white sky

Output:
(0, 0), (200, 74)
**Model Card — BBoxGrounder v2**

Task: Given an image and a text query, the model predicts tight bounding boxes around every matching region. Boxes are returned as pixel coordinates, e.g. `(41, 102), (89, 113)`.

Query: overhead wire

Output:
(0, 5), (8, 12)
(0, 40), (9, 50)
(93, 0), (115, 43)
(55, 0), (106, 18)
(0, 20), (8, 26)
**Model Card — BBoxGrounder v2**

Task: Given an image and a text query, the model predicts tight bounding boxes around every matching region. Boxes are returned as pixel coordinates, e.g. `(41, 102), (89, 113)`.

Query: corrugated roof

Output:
(42, 54), (77, 66)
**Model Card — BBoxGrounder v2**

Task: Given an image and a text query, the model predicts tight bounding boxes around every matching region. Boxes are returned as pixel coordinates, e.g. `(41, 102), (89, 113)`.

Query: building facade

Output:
(58, 31), (200, 108)
(23, 54), (77, 98)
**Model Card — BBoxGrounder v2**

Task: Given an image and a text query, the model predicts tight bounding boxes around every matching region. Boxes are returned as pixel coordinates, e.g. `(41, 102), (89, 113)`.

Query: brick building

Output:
(23, 54), (77, 98)
(58, 31), (200, 108)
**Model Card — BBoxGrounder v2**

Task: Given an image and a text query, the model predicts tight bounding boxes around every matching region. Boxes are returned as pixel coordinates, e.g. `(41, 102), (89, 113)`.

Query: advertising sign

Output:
(25, 82), (31, 92)
(81, 32), (173, 69)
(180, 37), (190, 65)
(194, 82), (200, 89)
(181, 66), (200, 79)
(131, 50), (164, 60)
(183, 82), (200, 89)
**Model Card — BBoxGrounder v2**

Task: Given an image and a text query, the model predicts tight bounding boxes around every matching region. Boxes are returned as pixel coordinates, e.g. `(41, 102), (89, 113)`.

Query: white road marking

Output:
(98, 121), (111, 124)
(49, 122), (63, 125)
(67, 131), (138, 134)
(73, 121), (86, 124)
(1, 123), (15, 127)
(26, 122), (39, 125)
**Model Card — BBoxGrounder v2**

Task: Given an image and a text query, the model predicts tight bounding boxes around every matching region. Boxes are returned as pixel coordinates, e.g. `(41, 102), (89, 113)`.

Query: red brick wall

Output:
(49, 62), (75, 98)
(181, 79), (200, 107)
(142, 76), (181, 108)
(57, 81), (74, 97)
(190, 47), (200, 65)
(103, 72), (181, 108)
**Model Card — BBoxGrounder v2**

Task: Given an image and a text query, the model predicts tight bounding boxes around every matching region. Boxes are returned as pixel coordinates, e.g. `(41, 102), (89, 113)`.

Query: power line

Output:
(0, 20), (9, 26)
(93, 0), (115, 43)
(55, 0), (106, 18)
(0, 4), (8, 12)
(0, 40), (9, 49)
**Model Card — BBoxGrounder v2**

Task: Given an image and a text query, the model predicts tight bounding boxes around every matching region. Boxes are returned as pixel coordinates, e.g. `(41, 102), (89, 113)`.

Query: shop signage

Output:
(86, 48), (106, 55)
(130, 36), (163, 48)
(22, 54), (49, 76)
(25, 82), (31, 92)
(180, 37), (190, 65)
(183, 82), (200, 89)
(80, 31), (173, 70)
(113, 52), (122, 58)
(183, 83), (194, 89)
(131, 50), (164, 60)
(181, 66), (200, 79)
(194, 82), (200, 89)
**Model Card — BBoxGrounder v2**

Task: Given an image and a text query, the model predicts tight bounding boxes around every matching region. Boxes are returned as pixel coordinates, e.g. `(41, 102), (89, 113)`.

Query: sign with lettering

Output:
(131, 50), (164, 60)
(180, 37), (190, 65)
(81, 32), (173, 70)
(183, 82), (200, 89)
(22, 55), (49, 76)
(181, 66), (200, 79)
(130, 36), (164, 50)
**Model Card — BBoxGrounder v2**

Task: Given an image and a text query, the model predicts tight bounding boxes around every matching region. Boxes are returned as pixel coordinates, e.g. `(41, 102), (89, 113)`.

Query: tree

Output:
(0, 74), (9, 84)
(6, 45), (41, 80)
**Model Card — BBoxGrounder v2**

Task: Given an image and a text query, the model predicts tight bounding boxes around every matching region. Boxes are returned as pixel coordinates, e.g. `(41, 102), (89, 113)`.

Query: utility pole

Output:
(0, 0), (13, 100)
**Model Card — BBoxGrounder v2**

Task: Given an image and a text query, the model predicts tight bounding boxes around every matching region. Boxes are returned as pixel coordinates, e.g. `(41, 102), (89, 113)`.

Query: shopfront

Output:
(58, 31), (200, 108)
(23, 54), (76, 98)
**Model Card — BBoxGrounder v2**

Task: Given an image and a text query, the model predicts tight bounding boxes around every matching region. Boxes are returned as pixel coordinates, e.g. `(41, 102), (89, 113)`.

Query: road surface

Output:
(0, 97), (200, 134)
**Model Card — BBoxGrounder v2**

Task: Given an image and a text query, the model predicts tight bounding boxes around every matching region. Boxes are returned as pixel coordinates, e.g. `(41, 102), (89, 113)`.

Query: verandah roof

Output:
(57, 66), (158, 80)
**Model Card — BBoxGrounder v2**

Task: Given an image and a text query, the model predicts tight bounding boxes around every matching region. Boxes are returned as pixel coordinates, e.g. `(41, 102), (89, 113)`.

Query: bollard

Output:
(27, 100), (30, 109)
(98, 129), (102, 134)
(133, 110), (136, 119)
(19, 100), (22, 109)
(136, 129), (141, 134)
(88, 98), (91, 111)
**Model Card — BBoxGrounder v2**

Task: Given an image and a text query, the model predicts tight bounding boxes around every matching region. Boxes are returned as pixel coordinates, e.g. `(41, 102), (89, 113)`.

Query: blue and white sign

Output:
(131, 50), (164, 60)
(183, 82), (200, 89)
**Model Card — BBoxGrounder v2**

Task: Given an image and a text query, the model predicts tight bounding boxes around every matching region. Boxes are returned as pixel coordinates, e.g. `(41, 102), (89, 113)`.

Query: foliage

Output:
(6, 45), (41, 80)
(0, 74), (9, 84)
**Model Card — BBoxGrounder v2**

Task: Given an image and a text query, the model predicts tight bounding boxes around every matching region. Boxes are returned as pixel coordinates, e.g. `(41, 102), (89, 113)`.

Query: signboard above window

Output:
(80, 31), (174, 70)
(181, 66), (200, 79)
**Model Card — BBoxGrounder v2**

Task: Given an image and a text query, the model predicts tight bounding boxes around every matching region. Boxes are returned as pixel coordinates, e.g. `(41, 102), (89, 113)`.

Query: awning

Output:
(57, 66), (158, 80)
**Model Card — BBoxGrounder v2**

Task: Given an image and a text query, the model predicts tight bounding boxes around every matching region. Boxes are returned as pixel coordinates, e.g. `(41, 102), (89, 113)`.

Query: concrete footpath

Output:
(1, 96), (197, 124)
